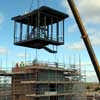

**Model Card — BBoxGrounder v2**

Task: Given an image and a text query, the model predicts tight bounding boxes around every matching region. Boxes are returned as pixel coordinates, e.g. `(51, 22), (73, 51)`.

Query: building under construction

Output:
(12, 61), (84, 100)
(0, 75), (12, 100)
(0, 60), (86, 100)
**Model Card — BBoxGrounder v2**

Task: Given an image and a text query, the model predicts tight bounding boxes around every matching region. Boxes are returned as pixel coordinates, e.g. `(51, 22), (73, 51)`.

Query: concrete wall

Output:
(58, 96), (65, 100)
(36, 84), (64, 94)
(38, 70), (65, 81)
(37, 84), (48, 94)
(57, 85), (64, 93)
(39, 97), (49, 100)
(38, 96), (65, 100)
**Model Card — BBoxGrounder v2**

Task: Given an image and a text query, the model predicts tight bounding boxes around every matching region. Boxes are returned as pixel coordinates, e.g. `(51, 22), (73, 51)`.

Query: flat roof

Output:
(12, 6), (69, 26)
(26, 93), (84, 97)
(0, 65), (78, 76)
(0, 73), (12, 76)
(25, 65), (66, 71)
(21, 80), (80, 84)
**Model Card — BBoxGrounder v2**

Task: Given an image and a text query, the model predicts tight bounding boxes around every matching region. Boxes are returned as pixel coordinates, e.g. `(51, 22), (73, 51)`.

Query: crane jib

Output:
(67, 0), (100, 82)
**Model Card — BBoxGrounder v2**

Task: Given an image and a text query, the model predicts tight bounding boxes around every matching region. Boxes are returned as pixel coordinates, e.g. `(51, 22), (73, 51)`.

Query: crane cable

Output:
(36, 49), (38, 60)
(29, 0), (40, 12)
(29, 0), (34, 12)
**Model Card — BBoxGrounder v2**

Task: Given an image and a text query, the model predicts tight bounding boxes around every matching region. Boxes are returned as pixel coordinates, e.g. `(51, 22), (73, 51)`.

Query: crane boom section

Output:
(67, 0), (100, 82)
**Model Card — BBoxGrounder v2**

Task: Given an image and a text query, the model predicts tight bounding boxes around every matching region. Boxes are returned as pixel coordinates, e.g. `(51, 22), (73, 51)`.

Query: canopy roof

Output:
(12, 6), (69, 26)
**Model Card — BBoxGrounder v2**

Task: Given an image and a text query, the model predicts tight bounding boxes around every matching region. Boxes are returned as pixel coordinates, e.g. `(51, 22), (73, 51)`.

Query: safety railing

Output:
(14, 33), (64, 43)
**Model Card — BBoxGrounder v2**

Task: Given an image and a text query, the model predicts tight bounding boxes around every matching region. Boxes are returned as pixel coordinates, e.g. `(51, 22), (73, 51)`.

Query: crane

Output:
(67, 0), (100, 82)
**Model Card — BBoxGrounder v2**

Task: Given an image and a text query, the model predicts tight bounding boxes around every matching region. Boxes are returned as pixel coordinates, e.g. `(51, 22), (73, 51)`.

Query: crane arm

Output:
(67, 0), (100, 82)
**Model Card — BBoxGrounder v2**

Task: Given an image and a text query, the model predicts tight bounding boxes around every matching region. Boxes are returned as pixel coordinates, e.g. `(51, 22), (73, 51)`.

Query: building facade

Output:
(12, 62), (79, 100)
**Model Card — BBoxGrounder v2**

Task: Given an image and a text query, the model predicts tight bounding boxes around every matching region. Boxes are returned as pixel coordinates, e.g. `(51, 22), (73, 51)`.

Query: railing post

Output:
(57, 21), (59, 42)
(63, 20), (64, 42)
(14, 21), (16, 42)
(20, 23), (23, 41)
(27, 25), (29, 39)
(51, 17), (53, 40)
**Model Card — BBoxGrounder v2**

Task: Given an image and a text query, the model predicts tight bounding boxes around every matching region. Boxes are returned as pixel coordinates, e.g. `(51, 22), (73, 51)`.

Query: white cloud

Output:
(86, 71), (98, 82)
(64, 0), (100, 35)
(0, 47), (8, 55)
(66, 32), (100, 50)
(87, 71), (96, 77)
(62, 0), (100, 24)
(86, 70), (98, 82)
(77, 0), (100, 24)
(67, 40), (85, 50)
(90, 34), (100, 46)
(63, 0), (100, 50)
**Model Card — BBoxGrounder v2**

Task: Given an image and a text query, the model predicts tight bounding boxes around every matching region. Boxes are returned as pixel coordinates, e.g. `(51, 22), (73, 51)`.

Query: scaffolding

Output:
(0, 60), (88, 100)
(0, 76), (12, 100)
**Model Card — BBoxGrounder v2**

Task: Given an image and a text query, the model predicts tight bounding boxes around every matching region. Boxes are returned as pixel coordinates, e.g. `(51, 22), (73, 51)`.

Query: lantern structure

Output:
(12, 6), (68, 53)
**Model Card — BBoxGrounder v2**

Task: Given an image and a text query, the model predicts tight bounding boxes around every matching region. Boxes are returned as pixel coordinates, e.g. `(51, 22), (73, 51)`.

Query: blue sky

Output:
(0, 0), (100, 82)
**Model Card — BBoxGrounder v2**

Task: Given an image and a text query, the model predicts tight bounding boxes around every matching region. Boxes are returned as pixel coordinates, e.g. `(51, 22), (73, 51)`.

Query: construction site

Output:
(0, 0), (100, 100)
(0, 60), (87, 100)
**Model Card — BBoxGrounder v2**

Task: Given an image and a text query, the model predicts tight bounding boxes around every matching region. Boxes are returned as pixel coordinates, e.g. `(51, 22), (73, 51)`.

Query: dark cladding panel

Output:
(12, 6), (68, 26)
